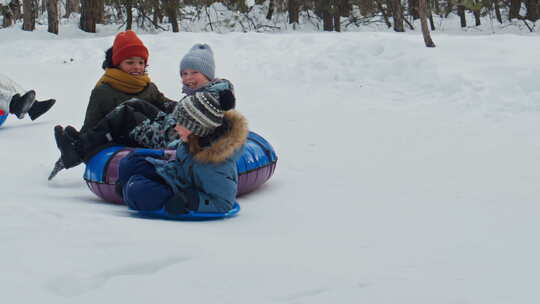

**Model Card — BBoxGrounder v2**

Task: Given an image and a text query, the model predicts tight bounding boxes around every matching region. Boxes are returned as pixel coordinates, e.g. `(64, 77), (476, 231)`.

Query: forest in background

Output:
(1, 0), (538, 36)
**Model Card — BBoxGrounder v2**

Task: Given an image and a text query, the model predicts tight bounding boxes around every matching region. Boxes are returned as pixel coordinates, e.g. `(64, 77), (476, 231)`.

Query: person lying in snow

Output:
(49, 43), (236, 180)
(117, 91), (247, 214)
(0, 73), (55, 121)
(49, 30), (176, 179)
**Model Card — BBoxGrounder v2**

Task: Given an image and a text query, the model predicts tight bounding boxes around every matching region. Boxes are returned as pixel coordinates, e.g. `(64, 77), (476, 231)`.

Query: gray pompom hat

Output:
(173, 92), (223, 137)
(179, 43), (215, 80)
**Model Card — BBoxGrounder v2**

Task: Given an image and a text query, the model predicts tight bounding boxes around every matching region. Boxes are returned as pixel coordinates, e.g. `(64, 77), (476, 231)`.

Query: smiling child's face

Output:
(181, 69), (210, 90)
(118, 57), (146, 76)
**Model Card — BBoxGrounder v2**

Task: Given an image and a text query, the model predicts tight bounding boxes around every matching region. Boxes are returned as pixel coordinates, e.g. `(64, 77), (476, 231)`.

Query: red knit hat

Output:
(112, 30), (149, 66)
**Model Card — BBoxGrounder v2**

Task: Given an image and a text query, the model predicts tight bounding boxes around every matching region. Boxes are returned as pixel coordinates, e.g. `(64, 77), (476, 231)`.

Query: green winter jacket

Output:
(81, 82), (175, 132)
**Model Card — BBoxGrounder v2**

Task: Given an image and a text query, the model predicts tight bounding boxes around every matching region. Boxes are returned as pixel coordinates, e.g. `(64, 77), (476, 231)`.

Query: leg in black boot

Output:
(28, 98), (56, 121)
(10, 90), (36, 119)
(54, 125), (83, 169)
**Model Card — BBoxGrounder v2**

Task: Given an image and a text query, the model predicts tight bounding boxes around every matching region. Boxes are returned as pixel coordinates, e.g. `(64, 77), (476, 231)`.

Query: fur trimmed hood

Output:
(191, 110), (248, 164)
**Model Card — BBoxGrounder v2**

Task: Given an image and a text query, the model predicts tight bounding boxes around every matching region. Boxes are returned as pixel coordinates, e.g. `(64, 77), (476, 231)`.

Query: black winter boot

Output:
(54, 125), (83, 169)
(28, 99), (56, 121)
(9, 90), (36, 119)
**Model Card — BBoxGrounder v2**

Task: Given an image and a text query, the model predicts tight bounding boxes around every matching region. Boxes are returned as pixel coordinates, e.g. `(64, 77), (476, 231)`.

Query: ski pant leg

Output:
(118, 153), (173, 211)
(123, 174), (173, 211)
(118, 153), (164, 187)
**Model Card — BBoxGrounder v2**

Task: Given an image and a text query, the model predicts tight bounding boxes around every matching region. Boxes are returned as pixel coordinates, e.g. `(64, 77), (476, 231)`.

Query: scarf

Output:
(96, 68), (151, 94)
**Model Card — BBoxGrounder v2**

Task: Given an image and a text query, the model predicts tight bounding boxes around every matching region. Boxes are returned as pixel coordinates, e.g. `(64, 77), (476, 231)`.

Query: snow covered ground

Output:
(1, 24), (540, 303)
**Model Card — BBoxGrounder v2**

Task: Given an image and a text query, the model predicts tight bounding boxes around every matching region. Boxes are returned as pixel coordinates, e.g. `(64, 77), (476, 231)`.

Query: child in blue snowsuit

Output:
(117, 91), (248, 214)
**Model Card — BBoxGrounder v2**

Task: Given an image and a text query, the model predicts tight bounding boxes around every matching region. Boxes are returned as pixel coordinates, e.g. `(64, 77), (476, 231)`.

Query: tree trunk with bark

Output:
(22, 0), (36, 31)
(288, 0), (299, 24)
(333, 13), (340, 32)
(2, 4), (14, 27)
(391, 0), (404, 32)
(80, 0), (99, 33)
(457, 4), (466, 27)
(96, 0), (104, 23)
(164, 0), (179, 32)
(419, 0), (435, 47)
(322, 9), (333, 31)
(153, 0), (163, 25)
(525, 0), (538, 21)
(266, 0), (274, 20)
(473, 9), (481, 25)
(408, 0), (419, 19)
(64, 0), (81, 18)
(429, 8), (435, 30)
(125, 0), (133, 30)
(47, 0), (58, 34)
(65, 0), (80, 17)
(40, 0), (47, 14)
(509, 0), (521, 20)
(10, 0), (22, 21)
(493, 0), (503, 23)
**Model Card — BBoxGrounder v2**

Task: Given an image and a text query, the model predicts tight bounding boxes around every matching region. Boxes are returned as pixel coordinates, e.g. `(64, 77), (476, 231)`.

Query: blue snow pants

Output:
(118, 152), (173, 211)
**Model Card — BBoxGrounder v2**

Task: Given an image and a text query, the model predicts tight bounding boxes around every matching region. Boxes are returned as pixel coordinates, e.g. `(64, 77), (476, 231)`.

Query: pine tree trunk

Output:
(509, 0), (521, 20)
(8, 0), (22, 21)
(526, 0), (538, 21)
(125, 0), (133, 30)
(359, 0), (374, 16)
(96, 0), (104, 24)
(429, 10), (435, 30)
(266, 0), (274, 20)
(41, 0), (47, 14)
(288, 0), (299, 24)
(2, 4), (14, 27)
(164, 0), (179, 32)
(433, 0), (441, 15)
(47, 0), (58, 34)
(65, 0), (80, 17)
(153, 0), (163, 24)
(408, 0), (419, 19)
(392, 0), (405, 32)
(323, 10), (333, 31)
(457, 5), (466, 27)
(473, 9), (481, 25)
(494, 0), (503, 23)
(80, 0), (98, 33)
(419, 0), (435, 47)
(22, 0), (36, 31)
(333, 13), (340, 32)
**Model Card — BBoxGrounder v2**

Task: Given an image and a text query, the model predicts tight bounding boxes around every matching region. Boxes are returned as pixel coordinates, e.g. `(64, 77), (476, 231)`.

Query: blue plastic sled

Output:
(131, 202), (241, 221)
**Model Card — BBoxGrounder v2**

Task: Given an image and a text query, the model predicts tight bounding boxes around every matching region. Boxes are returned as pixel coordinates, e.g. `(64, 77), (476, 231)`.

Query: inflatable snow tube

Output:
(83, 131), (277, 215)
(0, 109), (8, 127)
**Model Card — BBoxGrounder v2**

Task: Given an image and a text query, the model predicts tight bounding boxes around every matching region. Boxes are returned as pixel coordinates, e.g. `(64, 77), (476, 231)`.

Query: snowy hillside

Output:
(1, 25), (540, 303)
